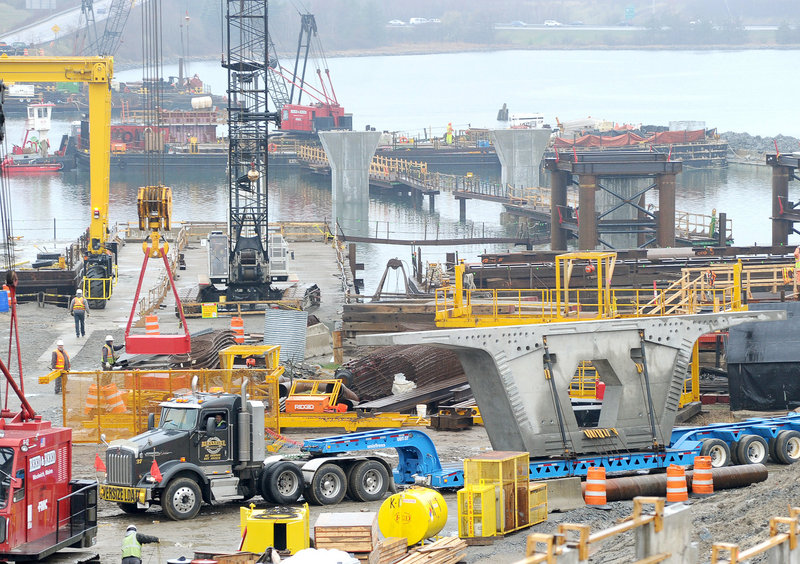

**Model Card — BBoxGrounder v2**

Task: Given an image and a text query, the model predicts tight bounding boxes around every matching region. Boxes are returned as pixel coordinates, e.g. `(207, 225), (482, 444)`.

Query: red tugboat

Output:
(1, 103), (69, 174)
(0, 274), (98, 559)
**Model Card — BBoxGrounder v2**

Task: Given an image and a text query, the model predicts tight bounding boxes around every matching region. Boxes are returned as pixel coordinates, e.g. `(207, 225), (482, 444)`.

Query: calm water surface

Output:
(7, 51), (800, 293)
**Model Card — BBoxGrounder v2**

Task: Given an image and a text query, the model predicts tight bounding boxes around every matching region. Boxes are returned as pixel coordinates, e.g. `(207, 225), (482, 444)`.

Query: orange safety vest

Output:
(73, 297), (86, 310)
(54, 349), (69, 370)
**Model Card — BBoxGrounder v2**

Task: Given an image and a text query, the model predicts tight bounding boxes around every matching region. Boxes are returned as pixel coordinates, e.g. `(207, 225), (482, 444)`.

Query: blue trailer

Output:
(302, 413), (800, 488)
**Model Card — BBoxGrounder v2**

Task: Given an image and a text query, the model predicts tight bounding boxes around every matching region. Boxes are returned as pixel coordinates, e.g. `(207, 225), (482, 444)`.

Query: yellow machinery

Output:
(240, 503), (309, 555)
(0, 56), (115, 306)
(284, 378), (344, 413)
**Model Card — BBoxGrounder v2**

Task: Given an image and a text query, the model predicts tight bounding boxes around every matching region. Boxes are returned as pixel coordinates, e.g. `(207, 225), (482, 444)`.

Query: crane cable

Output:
(140, 0), (165, 189)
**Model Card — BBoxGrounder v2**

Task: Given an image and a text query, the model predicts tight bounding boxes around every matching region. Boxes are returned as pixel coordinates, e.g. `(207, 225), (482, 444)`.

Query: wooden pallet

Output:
(314, 512), (379, 553)
(394, 537), (467, 564)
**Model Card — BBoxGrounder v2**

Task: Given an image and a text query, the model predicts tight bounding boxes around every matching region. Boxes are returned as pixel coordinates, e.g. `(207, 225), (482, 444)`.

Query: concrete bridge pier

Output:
(549, 169), (570, 250)
(458, 197), (467, 222)
(766, 154), (800, 246)
(491, 128), (552, 188)
(319, 131), (381, 237)
(429, 194), (435, 213)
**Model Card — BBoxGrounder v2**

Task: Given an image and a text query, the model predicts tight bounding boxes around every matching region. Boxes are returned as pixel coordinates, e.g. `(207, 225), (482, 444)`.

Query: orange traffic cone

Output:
(584, 466), (607, 506)
(666, 464), (689, 503)
(691, 456), (714, 496)
(145, 315), (160, 335)
(231, 316), (245, 344)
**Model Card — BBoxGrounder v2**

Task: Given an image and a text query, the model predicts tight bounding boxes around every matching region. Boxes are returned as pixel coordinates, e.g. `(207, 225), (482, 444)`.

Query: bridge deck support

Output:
(550, 169), (569, 250)
(491, 128), (552, 188)
(578, 174), (597, 249)
(459, 197), (467, 222)
(771, 164), (791, 246)
(319, 131), (381, 237)
(657, 173), (677, 247)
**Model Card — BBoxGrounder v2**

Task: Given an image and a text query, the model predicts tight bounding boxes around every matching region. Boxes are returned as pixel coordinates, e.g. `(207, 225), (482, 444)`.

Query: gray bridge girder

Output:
(359, 311), (784, 457)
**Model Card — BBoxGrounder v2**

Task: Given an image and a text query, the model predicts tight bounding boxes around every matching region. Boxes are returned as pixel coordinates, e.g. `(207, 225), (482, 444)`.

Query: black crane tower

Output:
(213, 0), (280, 302)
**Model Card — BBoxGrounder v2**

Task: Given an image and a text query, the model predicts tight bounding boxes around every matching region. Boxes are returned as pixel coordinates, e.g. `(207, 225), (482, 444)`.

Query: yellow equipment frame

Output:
(0, 56), (114, 295)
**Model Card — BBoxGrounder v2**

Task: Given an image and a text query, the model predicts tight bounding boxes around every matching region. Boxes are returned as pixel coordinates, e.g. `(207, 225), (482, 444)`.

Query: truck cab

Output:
(100, 387), (265, 520)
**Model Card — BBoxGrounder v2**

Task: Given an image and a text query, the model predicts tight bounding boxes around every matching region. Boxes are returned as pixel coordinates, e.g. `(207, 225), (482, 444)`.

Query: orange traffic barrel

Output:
(584, 466), (606, 506)
(84, 384), (99, 414)
(666, 464), (688, 503)
(691, 456), (714, 496)
(101, 384), (127, 414)
(145, 315), (160, 335)
(231, 316), (245, 344)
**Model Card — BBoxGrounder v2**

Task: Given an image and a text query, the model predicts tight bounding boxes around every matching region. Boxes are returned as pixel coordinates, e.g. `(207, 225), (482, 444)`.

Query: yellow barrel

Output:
(378, 486), (447, 546)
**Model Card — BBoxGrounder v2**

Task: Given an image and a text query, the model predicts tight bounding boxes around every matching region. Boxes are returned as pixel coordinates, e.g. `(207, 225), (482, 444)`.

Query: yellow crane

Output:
(0, 55), (115, 307)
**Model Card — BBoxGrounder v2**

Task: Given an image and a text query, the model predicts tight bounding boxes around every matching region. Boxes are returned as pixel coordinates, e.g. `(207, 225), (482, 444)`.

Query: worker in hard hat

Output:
(102, 335), (124, 371)
(121, 524), (159, 564)
(50, 339), (70, 394)
(68, 289), (88, 338)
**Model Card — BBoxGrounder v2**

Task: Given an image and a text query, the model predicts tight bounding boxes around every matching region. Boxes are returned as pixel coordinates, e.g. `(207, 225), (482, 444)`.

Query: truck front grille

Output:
(106, 449), (135, 485)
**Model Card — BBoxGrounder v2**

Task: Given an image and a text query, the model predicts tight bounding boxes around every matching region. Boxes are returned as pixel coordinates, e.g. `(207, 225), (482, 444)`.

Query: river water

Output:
(6, 50), (800, 293)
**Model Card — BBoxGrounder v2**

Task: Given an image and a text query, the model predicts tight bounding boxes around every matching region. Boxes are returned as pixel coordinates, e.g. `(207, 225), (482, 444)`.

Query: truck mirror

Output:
(147, 413), (155, 430)
(206, 417), (215, 435)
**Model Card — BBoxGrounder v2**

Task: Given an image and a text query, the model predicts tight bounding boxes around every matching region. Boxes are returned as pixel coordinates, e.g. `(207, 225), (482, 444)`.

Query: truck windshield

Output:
(159, 407), (198, 431)
(0, 448), (13, 509)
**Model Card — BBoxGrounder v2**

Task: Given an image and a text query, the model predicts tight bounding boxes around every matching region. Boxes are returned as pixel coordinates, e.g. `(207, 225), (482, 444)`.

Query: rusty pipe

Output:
(581, 464), (768, 502)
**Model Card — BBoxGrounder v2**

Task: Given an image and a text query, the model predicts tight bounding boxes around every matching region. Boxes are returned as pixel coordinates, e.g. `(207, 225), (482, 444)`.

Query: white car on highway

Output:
(543, 20), (562, 26)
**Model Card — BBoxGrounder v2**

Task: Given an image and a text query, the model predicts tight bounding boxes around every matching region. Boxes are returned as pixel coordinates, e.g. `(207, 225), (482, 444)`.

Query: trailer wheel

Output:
(772, 430), (800, 465)
(348, 460), (389, 502)
(261, 462), (303, 504)
(699, 438), (730, 468)
(162, 477), (202, 520)
(735, 434), (768, 465)
(117, 502), (147, 514)
(305, 463), (347, 505)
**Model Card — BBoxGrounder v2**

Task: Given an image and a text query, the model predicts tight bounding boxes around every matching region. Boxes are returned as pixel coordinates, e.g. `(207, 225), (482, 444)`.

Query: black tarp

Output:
(727, 302), (800, 411)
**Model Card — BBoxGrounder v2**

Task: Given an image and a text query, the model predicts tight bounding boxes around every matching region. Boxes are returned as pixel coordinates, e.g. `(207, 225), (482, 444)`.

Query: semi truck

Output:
(99, 381), (394, 520)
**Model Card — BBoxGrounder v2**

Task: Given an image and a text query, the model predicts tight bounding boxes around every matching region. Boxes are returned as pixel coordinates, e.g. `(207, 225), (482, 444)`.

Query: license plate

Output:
(99, 485), (145, 504)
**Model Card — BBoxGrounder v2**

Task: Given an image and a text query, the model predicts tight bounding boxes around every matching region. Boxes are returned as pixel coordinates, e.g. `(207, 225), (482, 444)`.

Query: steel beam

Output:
(359, 311), (784, 457)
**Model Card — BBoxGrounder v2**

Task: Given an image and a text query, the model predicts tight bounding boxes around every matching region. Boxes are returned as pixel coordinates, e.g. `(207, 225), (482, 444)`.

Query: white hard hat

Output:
(56, 340), (64, 347)
(126, 524), (137, 532)
(76, 289), (82, 295)
(105, 335), (114, 341)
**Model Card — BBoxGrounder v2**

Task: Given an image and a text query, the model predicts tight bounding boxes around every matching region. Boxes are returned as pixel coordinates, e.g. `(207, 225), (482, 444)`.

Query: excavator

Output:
(0, 56), (117, 308)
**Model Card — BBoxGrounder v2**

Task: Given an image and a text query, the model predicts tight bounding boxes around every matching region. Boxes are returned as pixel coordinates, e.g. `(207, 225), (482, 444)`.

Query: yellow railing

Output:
(82, 264), (118, 301)
(435, 285), (740, 327)
(43, 368), (281, 443)
(568, 362), (598, 399)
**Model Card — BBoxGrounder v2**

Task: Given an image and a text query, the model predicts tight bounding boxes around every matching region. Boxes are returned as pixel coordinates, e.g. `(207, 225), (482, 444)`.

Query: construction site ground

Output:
(1, 236), (797, 562)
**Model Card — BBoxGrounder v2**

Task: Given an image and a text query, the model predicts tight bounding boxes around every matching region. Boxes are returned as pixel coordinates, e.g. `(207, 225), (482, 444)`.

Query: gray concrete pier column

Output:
(771, 165), (791, 246)
(657, 173), (676, 248)
(319, 131), (381, 237)
(491, 129), (552, 188)
(549, 170), (569, 250)
(458, 198), (467, 222)
(578, 174), (597, 250)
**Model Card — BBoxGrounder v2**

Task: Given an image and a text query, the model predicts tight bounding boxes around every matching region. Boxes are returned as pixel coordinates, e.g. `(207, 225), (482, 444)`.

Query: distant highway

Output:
(494, 23), (780, 32)
(0, 0), (114, 45)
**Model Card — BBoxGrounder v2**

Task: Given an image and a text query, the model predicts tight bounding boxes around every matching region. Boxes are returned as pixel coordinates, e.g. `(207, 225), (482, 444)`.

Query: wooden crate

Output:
(314, 512), (378, 553)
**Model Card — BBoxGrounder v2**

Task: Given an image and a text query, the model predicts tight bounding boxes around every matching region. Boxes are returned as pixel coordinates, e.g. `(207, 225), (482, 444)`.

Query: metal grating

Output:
(106, 449), (134, 486)
(264, 309), (308, 363)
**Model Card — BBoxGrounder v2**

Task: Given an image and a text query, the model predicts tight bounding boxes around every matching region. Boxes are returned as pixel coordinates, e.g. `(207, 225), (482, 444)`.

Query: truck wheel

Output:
(347, 460), (389, 502)
(261, 462), (303, 505)
(699, 438), (730, 468)
(162, 477), (202, 520)
(117, 502), (147, 514)
(305, 463), (346, 505)
(772, 430), (800, 464)
(735, 434), (768, 465)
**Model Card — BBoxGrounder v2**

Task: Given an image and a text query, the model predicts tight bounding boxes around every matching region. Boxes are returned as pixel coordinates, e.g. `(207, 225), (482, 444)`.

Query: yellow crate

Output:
(529, 482), (548, 526)
(464, 451), (529, 487)
(457, 484), (498, 539)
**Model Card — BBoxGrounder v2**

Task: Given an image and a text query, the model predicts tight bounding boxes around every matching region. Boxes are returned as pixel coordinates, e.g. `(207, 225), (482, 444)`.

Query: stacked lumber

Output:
(373, 537), (408, 564)
(314, 512), (378, 557)
(394, 537), (467, 564)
